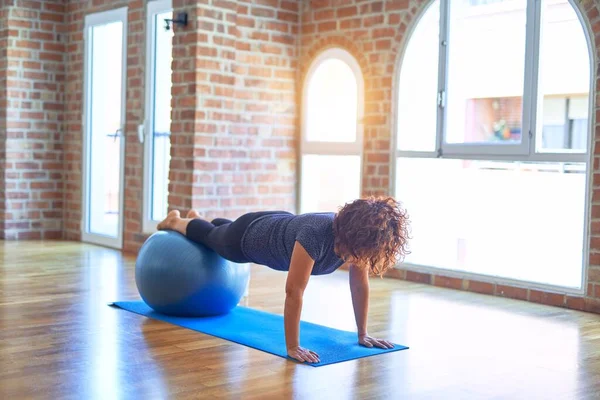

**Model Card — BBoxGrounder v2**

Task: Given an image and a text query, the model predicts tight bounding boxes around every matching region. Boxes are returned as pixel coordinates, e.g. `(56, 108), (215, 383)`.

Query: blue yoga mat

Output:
(111, 301), (408, 367)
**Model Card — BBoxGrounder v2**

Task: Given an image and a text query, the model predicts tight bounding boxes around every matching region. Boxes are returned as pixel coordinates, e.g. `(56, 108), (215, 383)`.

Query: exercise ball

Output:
(135, 230), (250, 317)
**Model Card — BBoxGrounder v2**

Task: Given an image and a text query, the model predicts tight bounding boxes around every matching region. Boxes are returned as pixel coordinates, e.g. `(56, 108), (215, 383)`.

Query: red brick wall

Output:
(580, 0), (600, 312)
(123, 0), (147, 251)
(0, 0), (65, 240)
(229, 0), (297, 215)
(300, 0), (600, 312)
(169, 0), (298, 223)
(0, 4), (9, 239)
(165, 0), (196, 215)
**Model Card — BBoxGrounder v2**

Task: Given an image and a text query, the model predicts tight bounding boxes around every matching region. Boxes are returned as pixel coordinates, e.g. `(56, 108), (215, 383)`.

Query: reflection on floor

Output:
(0, 241), (599, 399)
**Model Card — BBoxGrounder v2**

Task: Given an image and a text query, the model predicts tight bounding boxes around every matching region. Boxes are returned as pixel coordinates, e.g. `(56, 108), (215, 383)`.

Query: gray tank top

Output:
(240, 213), (344, 275)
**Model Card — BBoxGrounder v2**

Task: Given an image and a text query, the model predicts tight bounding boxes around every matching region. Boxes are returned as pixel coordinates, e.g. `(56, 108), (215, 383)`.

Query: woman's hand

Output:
(287, 346), (320, 363)
(284, 242), (316, 364)
(358, 334), (394, 349)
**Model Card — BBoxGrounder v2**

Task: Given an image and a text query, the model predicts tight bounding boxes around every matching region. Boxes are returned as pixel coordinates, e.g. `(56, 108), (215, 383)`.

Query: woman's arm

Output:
(349, 263), (369, 336)
(285, 241), (320, 363)
(349, 264), (395, 349)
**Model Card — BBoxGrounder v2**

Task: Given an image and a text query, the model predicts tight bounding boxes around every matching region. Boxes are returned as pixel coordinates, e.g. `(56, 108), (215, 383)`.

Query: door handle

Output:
(114, 128), (122, 143)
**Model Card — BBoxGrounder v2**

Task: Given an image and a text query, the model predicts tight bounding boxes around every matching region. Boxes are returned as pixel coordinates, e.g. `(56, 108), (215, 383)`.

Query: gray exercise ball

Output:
(135, 230), (250, 317)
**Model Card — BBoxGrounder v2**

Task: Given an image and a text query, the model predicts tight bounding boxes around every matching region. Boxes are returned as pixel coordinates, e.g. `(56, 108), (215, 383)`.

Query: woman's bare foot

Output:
(157, 210), (182, 231)
(186, 209), (202, 219)
(157, 210), (199, 236)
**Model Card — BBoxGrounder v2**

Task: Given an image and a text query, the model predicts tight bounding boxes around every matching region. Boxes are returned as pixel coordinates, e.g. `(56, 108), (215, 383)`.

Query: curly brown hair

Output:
(332, 196), (410, 276)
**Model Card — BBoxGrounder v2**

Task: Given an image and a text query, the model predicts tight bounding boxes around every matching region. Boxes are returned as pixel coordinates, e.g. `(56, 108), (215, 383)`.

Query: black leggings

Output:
(185, 211), (291, 263)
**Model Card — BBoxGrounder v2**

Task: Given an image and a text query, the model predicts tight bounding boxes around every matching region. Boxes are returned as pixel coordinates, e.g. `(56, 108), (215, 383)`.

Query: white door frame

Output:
(81, 7), (128, 249)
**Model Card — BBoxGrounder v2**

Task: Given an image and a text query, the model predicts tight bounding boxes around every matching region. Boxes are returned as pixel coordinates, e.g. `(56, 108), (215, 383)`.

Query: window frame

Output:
(440, 0), (534, 157)
(394, 0), (592, 163)
(142, 0), (173, 234)
(299, 48), (365, 213)
(392, 0), (594, 294)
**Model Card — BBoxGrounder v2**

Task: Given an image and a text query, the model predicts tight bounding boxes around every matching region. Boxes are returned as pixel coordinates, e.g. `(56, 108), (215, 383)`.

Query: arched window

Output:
(300, 48), (364, 213)
(395, 0), (591, 291)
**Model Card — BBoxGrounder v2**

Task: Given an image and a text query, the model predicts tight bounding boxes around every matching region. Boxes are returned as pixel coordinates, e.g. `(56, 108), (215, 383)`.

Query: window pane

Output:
(301, 155), (360, 213)
(306, 59), (357, 143)
(397, 0), (439, 152)
(88, 22), (123, 238)
(536, 1), (590, 153)
(150, 11), (173, 221)
(446, 0), (527, 145)
(396, 157), (585, 288)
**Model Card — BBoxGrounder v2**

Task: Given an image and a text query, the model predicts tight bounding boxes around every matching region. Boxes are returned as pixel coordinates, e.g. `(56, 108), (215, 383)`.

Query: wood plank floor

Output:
(1, 240), (600, 399)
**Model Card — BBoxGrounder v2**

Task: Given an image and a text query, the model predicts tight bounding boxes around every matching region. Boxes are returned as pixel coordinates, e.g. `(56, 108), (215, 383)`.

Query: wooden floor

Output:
(1, 241), (600, 399)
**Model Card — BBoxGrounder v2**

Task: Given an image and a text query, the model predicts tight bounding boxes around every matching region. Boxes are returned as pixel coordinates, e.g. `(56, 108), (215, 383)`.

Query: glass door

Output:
(82, 8), (127, 249)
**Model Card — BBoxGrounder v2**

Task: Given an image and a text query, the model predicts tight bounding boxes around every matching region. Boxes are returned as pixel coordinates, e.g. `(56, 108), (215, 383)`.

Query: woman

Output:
(157, 196), (410, 364)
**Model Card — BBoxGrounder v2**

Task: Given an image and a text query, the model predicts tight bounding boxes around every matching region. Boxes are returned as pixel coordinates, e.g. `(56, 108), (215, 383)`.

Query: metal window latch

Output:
(437, 90), (446, 108)
(436, 148), (443, 158)
(114, 128), (122, 143)
(138, 124), (145, 144)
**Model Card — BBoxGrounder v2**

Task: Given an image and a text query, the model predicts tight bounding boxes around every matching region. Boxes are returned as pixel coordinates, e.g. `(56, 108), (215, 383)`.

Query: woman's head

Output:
(332, 196), (410, 276)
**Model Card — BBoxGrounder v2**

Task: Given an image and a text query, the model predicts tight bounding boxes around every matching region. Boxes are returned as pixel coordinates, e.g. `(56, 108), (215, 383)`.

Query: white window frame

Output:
(81, 7), (128, 249)
(142, 0), (172, 234)
(299, 48), (365, 213)
(440, 0), (534, 158)
(395, 0), (591, 163)
(392, 0), (594, 294)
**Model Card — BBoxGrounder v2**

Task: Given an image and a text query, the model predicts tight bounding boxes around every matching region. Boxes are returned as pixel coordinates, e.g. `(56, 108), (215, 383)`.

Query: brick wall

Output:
(123, 0), (147, 251)
(169, 0), (298, 223)
(0, 0), (65, 240)
(299, 0), (600, 312)
(0, 3), (9, 239)
(229, 0), (297, 215)
(589, 0), (600, 310)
